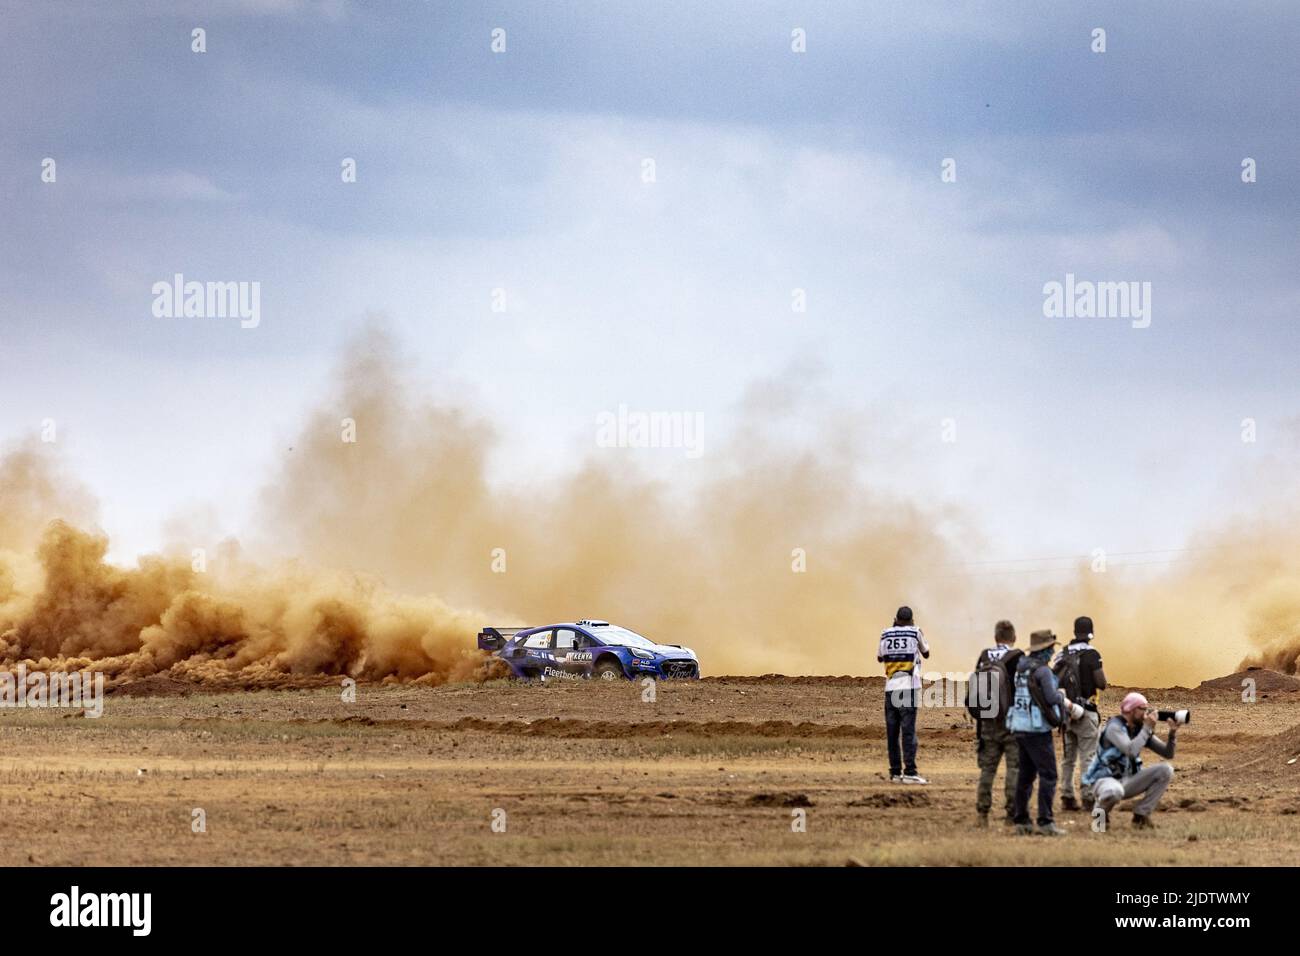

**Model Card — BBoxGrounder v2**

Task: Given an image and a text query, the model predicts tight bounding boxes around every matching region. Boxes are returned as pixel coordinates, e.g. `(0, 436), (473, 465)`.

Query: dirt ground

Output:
(2, 672), (1298, 866)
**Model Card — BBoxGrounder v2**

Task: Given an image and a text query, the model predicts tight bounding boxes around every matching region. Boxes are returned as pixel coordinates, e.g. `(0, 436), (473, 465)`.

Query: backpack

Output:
(967, 647), (1021, 722)
(1052, 648), (1084, 705)
(1006, 656), (1063, 733)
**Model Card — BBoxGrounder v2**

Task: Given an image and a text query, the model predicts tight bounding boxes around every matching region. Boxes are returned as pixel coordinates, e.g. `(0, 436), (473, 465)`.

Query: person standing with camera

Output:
(1083, 692), (1179, 830)
(1053, 616), (1108, 812)
(1007, 630), (1078, 836)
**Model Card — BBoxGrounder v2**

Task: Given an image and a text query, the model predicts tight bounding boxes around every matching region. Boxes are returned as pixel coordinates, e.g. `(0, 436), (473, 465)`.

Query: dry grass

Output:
(1, 678), (1296, 865)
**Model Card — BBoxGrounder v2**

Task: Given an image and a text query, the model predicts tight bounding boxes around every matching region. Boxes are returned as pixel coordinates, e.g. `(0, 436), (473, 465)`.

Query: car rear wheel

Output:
(593, 659), (624, 681)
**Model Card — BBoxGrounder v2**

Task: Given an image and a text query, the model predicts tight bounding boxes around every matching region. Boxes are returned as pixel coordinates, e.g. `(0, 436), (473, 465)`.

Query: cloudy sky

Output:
(2, 0), (1298, 574)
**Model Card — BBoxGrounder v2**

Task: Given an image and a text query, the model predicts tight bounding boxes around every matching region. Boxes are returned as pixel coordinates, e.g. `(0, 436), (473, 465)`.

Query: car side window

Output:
(554, 629), (577, 651)
(523, 629), (553, 649)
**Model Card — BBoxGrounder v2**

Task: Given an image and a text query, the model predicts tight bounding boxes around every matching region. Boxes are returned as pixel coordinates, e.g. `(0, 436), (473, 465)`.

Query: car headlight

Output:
(629, 647), (656, 660)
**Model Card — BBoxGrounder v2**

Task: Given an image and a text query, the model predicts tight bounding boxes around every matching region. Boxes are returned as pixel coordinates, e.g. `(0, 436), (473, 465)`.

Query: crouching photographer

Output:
(1083, 692), (1184, 831)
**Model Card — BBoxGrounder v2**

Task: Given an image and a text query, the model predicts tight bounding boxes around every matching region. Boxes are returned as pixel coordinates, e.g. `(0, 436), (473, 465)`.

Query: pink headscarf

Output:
(1120, 691), (1149, 714)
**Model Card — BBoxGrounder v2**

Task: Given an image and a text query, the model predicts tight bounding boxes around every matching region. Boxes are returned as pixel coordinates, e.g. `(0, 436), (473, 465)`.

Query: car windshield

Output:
(589, 625), (656, 649)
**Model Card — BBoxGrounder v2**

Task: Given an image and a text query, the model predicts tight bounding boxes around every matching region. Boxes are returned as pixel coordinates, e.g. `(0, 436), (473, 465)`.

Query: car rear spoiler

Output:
(477, 627), (525, 652)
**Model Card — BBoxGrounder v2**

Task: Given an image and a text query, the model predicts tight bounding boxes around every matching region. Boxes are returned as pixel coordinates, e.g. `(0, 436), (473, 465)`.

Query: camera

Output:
(1157, 709), (1191, 725)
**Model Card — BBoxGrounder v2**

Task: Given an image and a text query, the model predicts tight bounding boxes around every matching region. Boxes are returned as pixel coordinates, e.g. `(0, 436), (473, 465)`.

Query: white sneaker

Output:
(900, 774), (928, 785)
(889, 774), (903, 783)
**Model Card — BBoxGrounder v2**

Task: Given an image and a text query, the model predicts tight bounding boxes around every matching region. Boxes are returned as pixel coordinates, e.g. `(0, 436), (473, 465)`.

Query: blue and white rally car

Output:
(477, 620), (700, 681)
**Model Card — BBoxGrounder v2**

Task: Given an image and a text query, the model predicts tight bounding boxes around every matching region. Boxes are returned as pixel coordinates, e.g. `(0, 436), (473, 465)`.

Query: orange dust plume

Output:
(254, 330), (974, 678)
(249, 330), (1300, 685)
(4, 327), (1300, 687)
(0, 516), (504, 687)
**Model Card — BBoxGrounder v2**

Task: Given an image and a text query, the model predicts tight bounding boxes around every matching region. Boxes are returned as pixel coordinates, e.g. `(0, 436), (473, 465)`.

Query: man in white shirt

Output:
(878, 606), (930, 784)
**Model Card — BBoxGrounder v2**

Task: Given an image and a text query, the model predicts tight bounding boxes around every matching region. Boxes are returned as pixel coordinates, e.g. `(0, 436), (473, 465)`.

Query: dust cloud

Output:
(0, 438), (498, 686)
(2, 330), (1298, 687)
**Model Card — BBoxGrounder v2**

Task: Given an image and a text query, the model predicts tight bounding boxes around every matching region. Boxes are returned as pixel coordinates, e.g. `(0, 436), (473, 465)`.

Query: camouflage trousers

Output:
(1060, 709), (1101, 804)
(976, 719), (1019, 817)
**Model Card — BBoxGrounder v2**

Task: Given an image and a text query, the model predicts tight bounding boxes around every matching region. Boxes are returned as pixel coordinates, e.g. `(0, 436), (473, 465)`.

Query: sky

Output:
(1, 0), (1298, 583)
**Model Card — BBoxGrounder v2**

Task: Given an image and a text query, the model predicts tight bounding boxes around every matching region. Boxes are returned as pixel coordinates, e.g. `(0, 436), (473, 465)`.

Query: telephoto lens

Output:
(1157, 709), (1191, 725)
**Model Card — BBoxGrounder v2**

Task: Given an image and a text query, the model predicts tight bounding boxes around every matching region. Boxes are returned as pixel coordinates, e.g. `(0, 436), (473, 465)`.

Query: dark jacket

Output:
(1057, 640), (1107, 708)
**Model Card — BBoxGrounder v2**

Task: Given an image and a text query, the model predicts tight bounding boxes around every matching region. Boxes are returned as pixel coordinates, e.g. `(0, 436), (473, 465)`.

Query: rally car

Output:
(477, 619), (700, 681)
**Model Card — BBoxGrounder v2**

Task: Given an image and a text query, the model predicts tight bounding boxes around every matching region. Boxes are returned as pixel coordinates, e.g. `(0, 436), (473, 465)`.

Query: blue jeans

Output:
(885, 687), (919, 776)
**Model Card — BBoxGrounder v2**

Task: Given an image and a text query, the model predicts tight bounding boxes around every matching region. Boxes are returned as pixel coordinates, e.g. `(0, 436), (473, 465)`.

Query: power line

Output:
(940, 556), (1235, 578)
(944, 543), (1248, 569)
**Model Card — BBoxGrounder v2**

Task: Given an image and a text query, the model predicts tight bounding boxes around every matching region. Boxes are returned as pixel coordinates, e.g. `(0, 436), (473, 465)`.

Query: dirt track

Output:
(2, 673), (1298, 866)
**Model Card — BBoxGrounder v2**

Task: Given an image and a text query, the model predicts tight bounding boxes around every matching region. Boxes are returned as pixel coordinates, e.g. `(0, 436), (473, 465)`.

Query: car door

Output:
(554, 628), (593, 676)
(520, 628), (555, 675)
